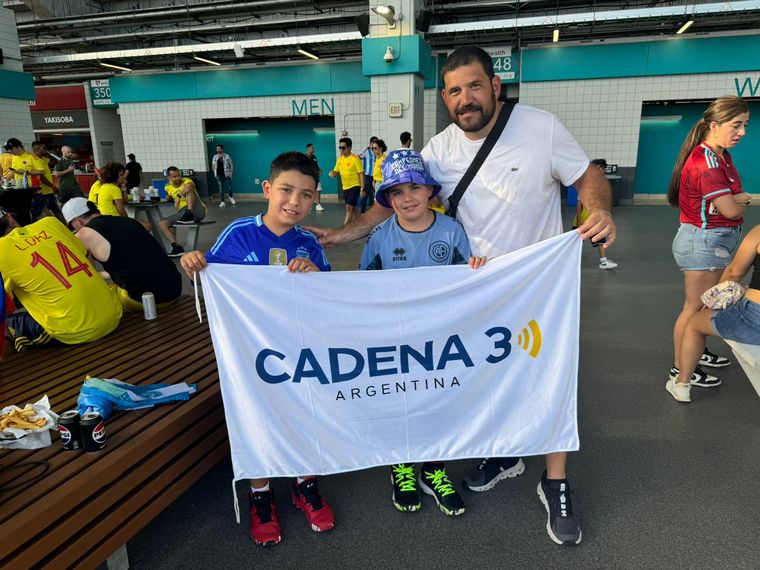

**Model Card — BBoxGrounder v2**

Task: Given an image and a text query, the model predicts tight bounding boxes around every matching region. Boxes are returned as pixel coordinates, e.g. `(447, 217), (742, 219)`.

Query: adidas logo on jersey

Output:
(244, 251), (260, 263)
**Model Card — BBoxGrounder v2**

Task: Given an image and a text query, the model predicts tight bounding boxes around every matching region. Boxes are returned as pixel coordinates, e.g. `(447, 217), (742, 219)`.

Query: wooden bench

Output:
(173, 220), (217, 252)
(0, 296), (227, 569)
(725, 340), (760, 398)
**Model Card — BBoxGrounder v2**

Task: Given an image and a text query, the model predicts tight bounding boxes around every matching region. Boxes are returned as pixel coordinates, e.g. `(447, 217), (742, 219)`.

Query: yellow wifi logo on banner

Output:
(517, 320), (542, 358)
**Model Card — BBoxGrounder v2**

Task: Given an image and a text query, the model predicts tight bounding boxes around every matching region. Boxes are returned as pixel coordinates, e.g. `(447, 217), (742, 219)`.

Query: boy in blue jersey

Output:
(360, 150), (486, 516)
(180, 151), (333, 547)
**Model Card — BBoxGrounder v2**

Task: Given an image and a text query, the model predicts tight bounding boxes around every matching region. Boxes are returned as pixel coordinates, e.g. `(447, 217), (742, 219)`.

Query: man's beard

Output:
(451, 99), (497, 133)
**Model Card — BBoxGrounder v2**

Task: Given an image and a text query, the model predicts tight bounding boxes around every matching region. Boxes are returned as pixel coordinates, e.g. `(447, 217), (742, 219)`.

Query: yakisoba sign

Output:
(201, 231), (580, 479)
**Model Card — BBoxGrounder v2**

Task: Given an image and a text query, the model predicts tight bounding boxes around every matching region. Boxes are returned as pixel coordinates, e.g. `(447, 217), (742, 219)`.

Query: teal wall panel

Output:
(0, 69), (35, 101)
(523, 35), (760, 82)
(204, 116), (338, 196)
(361, 35), (432, 78)
(634, 102), (760, 197)
(112, 62), (369, 103)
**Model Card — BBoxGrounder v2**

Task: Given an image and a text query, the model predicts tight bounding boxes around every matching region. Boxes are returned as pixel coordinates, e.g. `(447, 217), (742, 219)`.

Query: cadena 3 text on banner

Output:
(201, 231), (582, 480)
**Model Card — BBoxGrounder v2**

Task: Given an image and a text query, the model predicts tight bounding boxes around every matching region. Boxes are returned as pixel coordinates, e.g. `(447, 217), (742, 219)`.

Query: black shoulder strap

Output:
(447, 101), (516, 218)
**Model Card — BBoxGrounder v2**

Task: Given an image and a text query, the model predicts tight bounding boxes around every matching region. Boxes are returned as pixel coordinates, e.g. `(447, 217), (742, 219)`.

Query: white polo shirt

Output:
(421, 104), (589, 258)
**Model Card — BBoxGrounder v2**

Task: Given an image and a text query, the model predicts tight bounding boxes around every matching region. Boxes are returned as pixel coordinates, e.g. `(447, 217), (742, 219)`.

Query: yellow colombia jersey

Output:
(31, 155), (53, 194)
(11, 152), (35, 181)
(333, 154), (363, 189)
(165, 177), (206, 211)
(88, 179), (101, 204)
(0, 217), (122, 344)
(96, 182), (123, 216)
(0, 152), (13, 179)
(373, 154), (386, 183)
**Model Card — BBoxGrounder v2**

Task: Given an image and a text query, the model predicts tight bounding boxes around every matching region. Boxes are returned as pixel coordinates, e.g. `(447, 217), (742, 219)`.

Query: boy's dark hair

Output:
(100, 161), (125, 183)
(306, 143), (313, 149)
(269, 151), (320, 187)
(216, 144), (224, 149)
(339, 137), (352, 149)
(591, 158), (608, 169)
(369, 136), (378, 144)
(441, 46), (495, 87)
(375, 139), (387, 153)
(400, 131), (411, 145)
(166, 166), (180, 175)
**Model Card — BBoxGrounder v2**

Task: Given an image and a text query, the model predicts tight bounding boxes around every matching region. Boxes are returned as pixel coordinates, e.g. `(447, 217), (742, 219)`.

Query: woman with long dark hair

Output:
(668, 96), (750, 390)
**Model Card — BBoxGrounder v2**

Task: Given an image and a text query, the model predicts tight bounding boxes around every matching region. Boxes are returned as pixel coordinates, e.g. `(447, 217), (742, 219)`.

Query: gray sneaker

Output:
(462, 457), (525, 492)
(537, 471), (582, 546)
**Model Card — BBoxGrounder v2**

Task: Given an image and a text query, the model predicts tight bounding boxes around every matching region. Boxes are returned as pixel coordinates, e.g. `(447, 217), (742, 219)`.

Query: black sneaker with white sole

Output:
(462, 457), (525, 492)
(669, 365), (721, 388)
(390, 463), (421, 512)
(418, 463), (465, 516)
(537, 471), (582, 546)
(699, 349), (731, 368)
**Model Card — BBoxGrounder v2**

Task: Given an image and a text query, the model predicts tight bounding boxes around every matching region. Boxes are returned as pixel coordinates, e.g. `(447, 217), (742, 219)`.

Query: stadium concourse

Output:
(124, 202), (760, 569)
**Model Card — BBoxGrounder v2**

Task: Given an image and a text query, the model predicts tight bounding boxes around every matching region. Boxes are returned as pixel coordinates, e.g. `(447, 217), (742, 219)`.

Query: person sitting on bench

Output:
(668, 224), (760, 403)
(63, 198), (182, 312)
(160, 166), (207, 257)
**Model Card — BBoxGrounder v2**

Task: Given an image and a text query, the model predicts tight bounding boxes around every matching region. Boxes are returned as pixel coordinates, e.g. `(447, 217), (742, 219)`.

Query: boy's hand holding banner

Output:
(202, 231), (582, 481)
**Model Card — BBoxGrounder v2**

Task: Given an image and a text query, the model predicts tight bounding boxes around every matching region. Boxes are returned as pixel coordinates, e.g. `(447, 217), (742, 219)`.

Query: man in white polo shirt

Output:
(310, 46), (616, 546)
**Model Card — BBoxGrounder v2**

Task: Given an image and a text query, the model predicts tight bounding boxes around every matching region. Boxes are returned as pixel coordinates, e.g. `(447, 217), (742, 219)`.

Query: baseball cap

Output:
(3, 138), (23, 151)
(62, 198), (97, 224)
(375, 150), (440, 208)
(127, 153), (136, 159)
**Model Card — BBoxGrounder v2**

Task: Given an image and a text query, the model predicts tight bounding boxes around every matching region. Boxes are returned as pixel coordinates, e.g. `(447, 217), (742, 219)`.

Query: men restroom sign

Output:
(292, 97), (335, 116)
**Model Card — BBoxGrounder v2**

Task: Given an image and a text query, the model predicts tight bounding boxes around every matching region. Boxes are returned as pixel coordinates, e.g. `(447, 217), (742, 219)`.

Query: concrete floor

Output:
(130, 202), (760, 569)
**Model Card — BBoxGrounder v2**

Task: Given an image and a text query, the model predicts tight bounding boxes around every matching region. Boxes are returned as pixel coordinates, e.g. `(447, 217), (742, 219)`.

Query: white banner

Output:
(202, 231), (582, 480)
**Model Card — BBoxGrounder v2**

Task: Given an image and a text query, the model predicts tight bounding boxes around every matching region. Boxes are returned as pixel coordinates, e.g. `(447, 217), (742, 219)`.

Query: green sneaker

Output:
(418, 463), (465, 516)
(391, 463), (421, 512)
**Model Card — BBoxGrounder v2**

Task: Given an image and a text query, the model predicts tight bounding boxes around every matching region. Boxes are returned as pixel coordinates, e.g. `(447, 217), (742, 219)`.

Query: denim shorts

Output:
(712, 297), (760, 344)
(672, 223), (741, 271)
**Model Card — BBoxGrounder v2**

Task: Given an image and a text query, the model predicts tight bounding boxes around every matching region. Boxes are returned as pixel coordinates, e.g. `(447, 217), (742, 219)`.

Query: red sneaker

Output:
(248, 490), (282, 546)
(291, 478), (335, 532)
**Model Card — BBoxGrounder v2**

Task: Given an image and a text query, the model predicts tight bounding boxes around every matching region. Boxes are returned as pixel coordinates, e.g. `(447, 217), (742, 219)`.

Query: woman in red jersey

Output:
(668, 96), (750, 391)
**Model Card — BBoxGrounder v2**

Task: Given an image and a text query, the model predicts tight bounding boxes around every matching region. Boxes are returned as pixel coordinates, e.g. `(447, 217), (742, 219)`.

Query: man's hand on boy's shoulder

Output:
(180, 250), (208, 278)
(288, 258), (320, 273)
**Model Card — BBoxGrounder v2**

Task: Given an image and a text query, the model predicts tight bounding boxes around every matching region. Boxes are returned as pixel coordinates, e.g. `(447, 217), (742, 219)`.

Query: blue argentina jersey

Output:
(206, 214), (331, 271)
(360, 212), (471, 270)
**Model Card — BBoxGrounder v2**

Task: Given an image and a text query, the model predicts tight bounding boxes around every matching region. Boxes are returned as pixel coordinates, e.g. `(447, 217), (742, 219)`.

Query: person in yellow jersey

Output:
(0, 207), (122, 351)
(88, 176), (102, 205)
(328, 137), (364, 226)
(30, 141), (63, 222)
(1, 143), (14, 180)
(7, 138), (43, 187)
(160, 166), (207, 257)
(94, 162), (128, 218)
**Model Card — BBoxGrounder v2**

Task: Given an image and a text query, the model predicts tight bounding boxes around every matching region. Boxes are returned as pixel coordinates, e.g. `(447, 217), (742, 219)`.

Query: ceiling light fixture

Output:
(298, 48), (319, 60)
(676, 19), (694, 34)
(99, 62), (131, 72)
(552, 28), (559, 42)
(372, 5), (397, 28)
(193, 55), (221, 66)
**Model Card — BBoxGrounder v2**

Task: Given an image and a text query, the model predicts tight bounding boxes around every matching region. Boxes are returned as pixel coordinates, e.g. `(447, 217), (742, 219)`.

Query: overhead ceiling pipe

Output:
(16, 0), (329, 31)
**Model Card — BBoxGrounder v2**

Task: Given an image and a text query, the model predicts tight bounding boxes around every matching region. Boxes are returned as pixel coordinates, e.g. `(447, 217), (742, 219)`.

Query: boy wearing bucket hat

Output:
(359, 150), (486, 516)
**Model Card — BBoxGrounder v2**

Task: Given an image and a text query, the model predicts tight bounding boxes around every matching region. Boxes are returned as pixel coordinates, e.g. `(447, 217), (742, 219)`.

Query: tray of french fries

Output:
(0, 395), (59, 450)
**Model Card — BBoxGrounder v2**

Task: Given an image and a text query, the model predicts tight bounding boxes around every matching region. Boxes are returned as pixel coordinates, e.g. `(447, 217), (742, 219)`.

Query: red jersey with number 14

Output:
(0, 217), (122, 344)
(679, 143), (743, 229)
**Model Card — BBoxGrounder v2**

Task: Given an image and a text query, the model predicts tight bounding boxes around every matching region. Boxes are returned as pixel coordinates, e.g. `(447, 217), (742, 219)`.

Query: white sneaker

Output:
(599, 259), (618, 270)
(219, 201), (226, 208)
(666, 378), (691, 403)
(229, 196), (237, 205)
(315, 203), (325, 212)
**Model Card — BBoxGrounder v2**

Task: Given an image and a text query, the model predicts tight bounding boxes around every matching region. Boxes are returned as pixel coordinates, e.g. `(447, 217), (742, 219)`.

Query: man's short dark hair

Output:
(166, 166), (180, 175)
(591, 158), (608, 169)
(101, 162), (125, 183)
(31, 140), (43, 148)
(269, 151), (319, 188)
(216, 144), (224, 149)
(400, 131), (412, 145)
(369, 136), (378, 144)
(441, 46), (495, 86)
(339, 137), (352, 149)
(306, 143), (314, 149)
